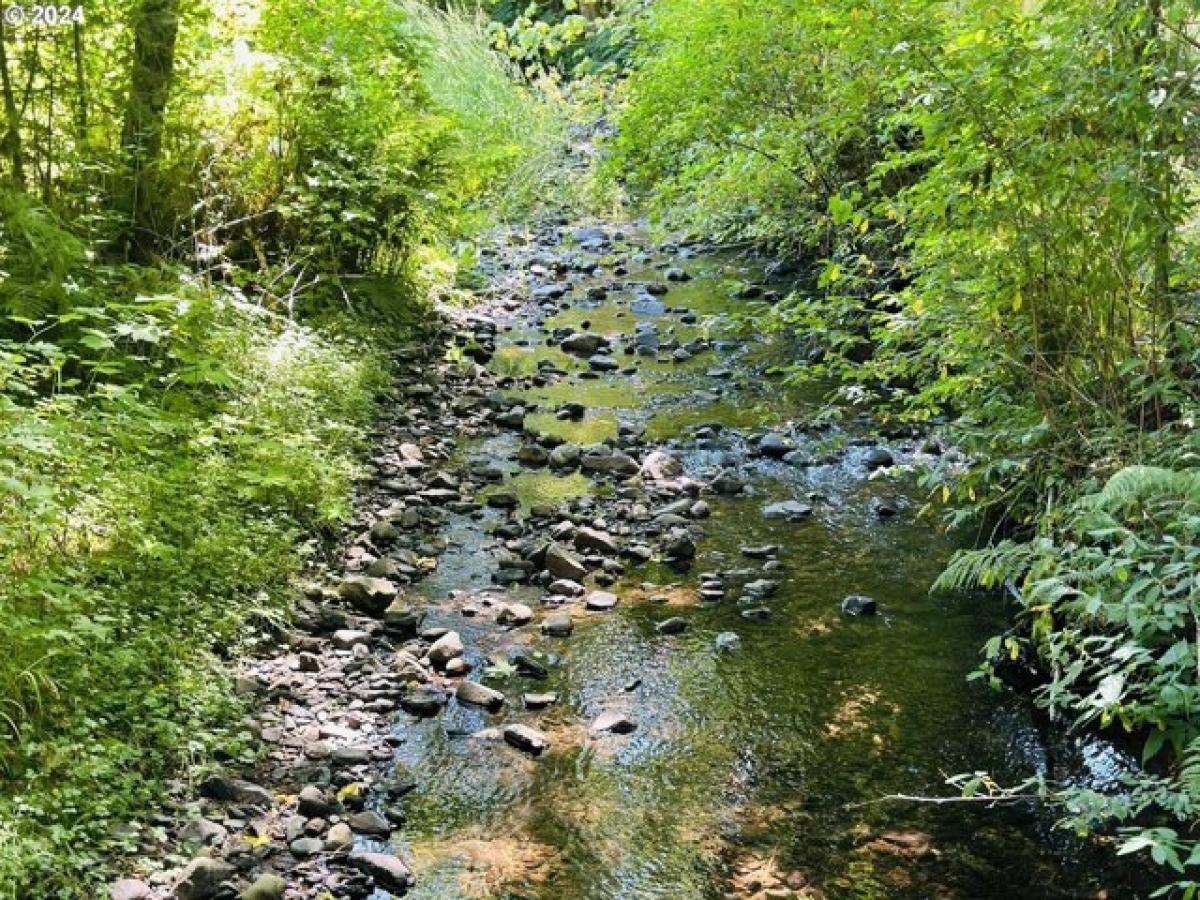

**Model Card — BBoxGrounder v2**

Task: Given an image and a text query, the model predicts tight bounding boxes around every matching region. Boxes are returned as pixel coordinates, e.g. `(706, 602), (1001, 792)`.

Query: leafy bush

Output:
(938, 466), (1200, 892)
(0, 269), (399, 896)
(612, 0), (1200, 889)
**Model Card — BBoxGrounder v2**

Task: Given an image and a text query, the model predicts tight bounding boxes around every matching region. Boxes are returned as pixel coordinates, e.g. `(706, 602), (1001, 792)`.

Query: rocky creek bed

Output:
(108, 221), (1142, 900)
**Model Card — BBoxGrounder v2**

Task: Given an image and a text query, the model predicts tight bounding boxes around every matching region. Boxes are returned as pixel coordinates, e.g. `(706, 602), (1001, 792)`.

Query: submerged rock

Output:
(761, 500), (813, 521)
(590, 711), (637, 735)
(655, 616), (689, 635)
(715, 631), (742, 652)
(841, 594), (879, 616)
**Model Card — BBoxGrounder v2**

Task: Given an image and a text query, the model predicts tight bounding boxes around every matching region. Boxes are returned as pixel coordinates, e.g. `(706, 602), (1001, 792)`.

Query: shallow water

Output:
(389, 231), (1145, 899)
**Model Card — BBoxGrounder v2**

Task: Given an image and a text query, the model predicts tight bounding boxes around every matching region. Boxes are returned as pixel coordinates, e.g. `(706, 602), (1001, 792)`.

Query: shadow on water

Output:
(390, 230), (1148, 899)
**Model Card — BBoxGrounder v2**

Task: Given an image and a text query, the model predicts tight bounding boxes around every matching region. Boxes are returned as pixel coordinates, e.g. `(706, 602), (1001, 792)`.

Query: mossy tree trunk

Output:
(118, 0), (180, 260)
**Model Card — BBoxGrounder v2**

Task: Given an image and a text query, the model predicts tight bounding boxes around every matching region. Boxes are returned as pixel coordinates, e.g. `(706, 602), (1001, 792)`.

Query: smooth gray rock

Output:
(348, 851), (413, 893)
(348, 809), (392, 836)
(761, 500), (813, 521)
(111, 880), (152, 900)
(585, 591), (619, 611)
(337, 575), (399, 616)
(325, 821), (353, 852)
(544, 543), (587, 581)
(172, 858), (236, 900)
(864, 447), (895, 470)
(540, 612), (574, 637)
(456, 680), (505, 712)
(428, 630), (464, 666)
(198, 774), (272, 808)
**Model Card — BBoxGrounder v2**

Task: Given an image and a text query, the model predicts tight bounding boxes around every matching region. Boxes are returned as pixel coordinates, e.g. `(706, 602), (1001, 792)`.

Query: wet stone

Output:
(347, 809), (391, 836)
(864, 446), (895, 470)
(655, 616), (689, 635)
(591, 711), (638, 735)
(761, 500), (814, 521)
(456, 680), (506, 712)
(347, 851), (413, 893)
(541, 612), (574, 637)
(503, 724), (550, 756)
(401, 686), (449, 717)
(715, 631), (742, 652)
(841, 594), (879, 616)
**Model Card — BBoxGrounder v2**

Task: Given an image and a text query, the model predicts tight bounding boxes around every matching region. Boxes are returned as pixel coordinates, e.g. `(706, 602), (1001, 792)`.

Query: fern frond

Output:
(1090, 466), (1200, 514)
(933, 539), (1037, 594)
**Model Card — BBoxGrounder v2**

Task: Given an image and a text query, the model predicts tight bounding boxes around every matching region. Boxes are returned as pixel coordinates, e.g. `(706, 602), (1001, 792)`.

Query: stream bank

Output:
(108, 219), (1143, 900)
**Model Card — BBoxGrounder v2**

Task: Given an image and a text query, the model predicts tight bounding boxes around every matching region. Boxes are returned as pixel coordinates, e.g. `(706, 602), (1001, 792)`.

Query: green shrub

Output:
(0, 272), (400, 897)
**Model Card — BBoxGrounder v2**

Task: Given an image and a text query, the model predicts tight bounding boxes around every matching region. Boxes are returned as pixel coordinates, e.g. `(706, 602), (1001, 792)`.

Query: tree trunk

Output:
(0, 18), (25, 187)
(73, 22), (87, 140)
(119, 0), (180, 260)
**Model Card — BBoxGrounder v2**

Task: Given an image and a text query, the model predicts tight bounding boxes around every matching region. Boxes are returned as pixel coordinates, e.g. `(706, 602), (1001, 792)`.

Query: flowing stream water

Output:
(373, 223), (1142, 899)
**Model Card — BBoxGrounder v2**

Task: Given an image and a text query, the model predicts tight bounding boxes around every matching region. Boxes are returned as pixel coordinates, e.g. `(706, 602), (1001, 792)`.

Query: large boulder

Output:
(575, 526), (619, 555)
(347, 851), (413, 894)
(337, 575), (399, 616)
(641, 451), (683, 481)
(560, 332), (607, 355)
(172, 858), (235, 900)
(544, 543), (587, 581)
(198, 774), (272, 808)
(428, 631), (464, 667)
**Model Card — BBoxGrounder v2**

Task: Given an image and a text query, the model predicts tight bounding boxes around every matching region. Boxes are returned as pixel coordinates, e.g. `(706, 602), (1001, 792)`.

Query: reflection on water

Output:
(393, 234), (1144, 900)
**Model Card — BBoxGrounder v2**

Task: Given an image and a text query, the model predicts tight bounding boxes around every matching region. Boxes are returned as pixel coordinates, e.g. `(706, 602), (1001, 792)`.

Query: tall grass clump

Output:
(400, 0), (578, 225)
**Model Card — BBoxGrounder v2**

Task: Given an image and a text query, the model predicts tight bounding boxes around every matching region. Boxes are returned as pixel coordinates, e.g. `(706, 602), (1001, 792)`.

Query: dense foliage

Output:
(610, 0), (1200, 892)
(0, 0), (567, 894)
